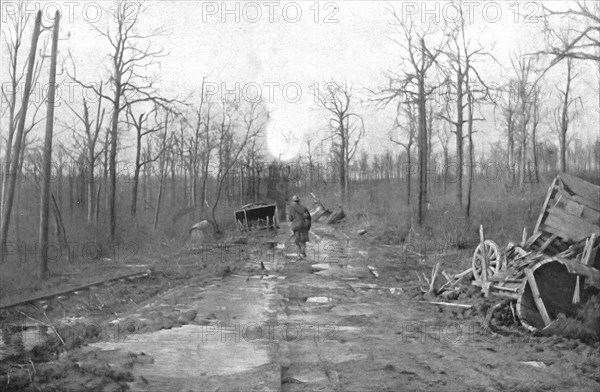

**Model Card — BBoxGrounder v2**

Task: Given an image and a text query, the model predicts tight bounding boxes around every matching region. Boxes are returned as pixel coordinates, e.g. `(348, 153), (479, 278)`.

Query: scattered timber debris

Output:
(437, 174), (600, 338)
(309, 193), (346, 224)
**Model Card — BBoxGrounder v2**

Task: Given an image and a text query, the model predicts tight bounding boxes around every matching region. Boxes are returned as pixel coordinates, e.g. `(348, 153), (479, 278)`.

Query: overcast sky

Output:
(2, 1), (598, 162)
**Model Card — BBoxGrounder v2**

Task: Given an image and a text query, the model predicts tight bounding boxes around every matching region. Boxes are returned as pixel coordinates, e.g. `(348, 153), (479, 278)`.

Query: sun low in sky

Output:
(2, 1), (598, 160)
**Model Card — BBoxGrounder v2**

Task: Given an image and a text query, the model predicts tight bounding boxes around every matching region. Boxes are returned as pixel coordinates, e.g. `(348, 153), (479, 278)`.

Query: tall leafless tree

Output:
(316, 82), (364, 203)
(0, 11), (42, 262)
(552, 58), (581, 173)
(378, 9), (445, 224)
(69, 2), (170, 240)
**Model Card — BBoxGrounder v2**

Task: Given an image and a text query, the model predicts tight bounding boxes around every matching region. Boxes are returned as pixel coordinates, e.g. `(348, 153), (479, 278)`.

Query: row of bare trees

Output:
(1, 1), (598, 276)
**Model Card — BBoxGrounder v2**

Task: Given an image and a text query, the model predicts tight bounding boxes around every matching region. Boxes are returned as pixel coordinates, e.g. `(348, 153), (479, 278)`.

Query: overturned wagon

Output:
(234, 203), (278, 232)
(471, 173), (600, 331)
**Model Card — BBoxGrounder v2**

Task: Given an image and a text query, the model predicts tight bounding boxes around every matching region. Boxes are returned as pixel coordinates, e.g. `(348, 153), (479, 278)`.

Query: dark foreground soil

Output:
(1, 223), (599, 391)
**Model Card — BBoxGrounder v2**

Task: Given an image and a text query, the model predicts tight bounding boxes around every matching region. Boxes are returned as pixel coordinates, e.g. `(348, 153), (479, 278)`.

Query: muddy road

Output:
(2, 223), (599, 391)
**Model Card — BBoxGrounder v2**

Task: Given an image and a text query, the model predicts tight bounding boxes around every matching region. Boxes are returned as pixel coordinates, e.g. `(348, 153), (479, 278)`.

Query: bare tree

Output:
(439, 1), (494, 213)
(153, 110), (173, 230)
(210, 100), (266, 232)
(0, 7), (46, 221)
(316, 81), (364, 203)
(69, 2), (170, 240)
(550, 58), (581, 173)
(66, 85), (106, 223)
(0, 11), (42, 262)
(378, 10), (445, 224)
(38, 10), (61, 278)
(436, 121), (451, 195)
(542, 1), (600, 63)
(389, 102), (416, 205)
(542, 1), (599, 136)
(126, 104), (164, 215)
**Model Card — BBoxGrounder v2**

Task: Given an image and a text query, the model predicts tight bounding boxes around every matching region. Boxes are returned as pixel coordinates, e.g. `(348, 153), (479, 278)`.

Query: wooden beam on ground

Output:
(524, 268), (552, 327)
(442, 270), (452, 282)
(415, 301), (472, 309)
(454, 268), (473, 279)
(0, 270), (151, 310)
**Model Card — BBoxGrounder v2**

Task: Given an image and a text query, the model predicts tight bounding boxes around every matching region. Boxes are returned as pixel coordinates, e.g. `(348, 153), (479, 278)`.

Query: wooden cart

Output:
(234, 203), (278, 232)
(471, 173), (600, 331)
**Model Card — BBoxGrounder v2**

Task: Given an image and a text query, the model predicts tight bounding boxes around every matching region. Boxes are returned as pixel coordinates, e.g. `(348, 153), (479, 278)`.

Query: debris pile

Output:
(439, 174), (600, 338)
(309, 193), (345, 224)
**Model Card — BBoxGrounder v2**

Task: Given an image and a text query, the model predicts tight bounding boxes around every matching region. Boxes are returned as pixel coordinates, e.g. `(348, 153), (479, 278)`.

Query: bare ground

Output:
(1, 222), (599, 391)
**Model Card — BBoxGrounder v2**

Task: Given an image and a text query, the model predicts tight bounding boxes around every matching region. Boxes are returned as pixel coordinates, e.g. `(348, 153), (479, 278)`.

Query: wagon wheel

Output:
(472, 240), (503, 281)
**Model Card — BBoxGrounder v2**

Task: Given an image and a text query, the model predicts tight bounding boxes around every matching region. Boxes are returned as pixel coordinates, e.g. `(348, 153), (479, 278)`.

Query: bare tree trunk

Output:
(95, 183), (101, 224)
(0, 11), (41, 262)
(38, 11), (60, 278)
(417, 38), (428, 225)
(154, 113), (169, 230)
(103, 131), (109, 224)
(465, 88), (474, 219)
(50, 192), (68, 260)
(558, 59), (574, 173)
(455, 63), (464, 208)
(109, 87), (120, 240)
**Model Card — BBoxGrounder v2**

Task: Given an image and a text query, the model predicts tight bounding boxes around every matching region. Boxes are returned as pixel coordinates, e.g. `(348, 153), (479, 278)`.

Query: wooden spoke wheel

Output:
(472, 240), (503, 281)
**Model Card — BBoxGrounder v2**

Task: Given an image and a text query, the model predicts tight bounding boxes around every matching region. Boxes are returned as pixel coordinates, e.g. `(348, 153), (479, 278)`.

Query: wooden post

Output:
(524, 268), (552, 327)
(479, 225), (488, 282)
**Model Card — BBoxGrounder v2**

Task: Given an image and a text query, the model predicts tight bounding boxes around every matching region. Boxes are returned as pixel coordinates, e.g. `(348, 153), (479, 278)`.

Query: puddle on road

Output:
(306, 297), (332, 304)
(90, 324), (270, 377)
(88, 275), (279, 382)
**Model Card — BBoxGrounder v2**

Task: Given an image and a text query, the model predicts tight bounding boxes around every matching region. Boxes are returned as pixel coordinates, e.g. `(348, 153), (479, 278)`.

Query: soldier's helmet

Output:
(292, 195), (300, 202)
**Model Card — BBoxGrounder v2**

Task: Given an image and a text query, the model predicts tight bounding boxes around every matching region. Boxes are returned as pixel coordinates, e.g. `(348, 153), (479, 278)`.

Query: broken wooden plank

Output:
(534, 177), (558, 234)
(415, 301), (472, 309)
(555, 256), (600, 285)
(442, 270), (452, 282)
(523, 231), (543, 249)
(581, 233), (598, 266)
(558, 190), (600, 224)
(558, 173), (600, 212)
(524, 268), (552, 327)
(326, 208), (346, 224)
(490, 285), (519, 293)
(544, 206), (600, 242)
(454, 268), (473, 279)
(538, 234), (559, 254)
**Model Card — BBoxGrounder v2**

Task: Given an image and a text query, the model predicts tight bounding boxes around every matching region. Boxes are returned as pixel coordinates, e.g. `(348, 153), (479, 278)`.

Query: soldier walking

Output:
(288, 195), (311, 258)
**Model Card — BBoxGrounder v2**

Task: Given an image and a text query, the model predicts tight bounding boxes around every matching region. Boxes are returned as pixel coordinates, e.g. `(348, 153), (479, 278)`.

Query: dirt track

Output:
(2, 223), (599, 391)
